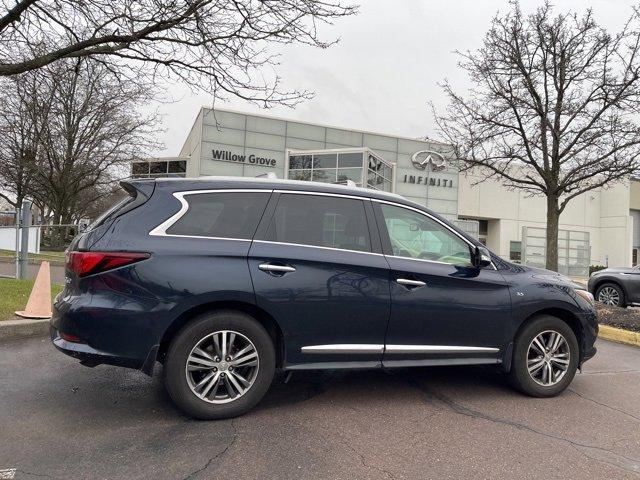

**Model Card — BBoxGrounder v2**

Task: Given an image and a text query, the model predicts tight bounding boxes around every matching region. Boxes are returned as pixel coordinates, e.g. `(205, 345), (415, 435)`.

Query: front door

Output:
(249, 192), (390, 369)
(373, 201), (511, 367)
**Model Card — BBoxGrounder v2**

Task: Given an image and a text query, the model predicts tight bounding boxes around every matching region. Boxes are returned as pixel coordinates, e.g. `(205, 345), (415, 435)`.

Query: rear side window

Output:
(265, 194), (371, 252)
(166, 192), (270, 239)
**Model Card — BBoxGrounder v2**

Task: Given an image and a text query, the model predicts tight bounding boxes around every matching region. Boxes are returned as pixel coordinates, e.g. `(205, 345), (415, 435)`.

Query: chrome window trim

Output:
(149, 189), (273, 239)
(253, 240), (384, 257)
(385, 345), (499, 354)
(371, 198), (497, 270)
(388, 255), (468, 267)
(274, 189), (369, 201)
(301, 344), (384, 354)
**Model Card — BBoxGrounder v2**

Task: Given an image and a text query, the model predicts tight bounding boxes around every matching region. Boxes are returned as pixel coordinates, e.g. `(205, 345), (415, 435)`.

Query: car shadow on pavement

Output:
(254, 365), (515, 414)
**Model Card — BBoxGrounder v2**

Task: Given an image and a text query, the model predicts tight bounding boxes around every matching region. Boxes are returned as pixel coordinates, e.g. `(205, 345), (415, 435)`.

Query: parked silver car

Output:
(588, 266), (640, 307)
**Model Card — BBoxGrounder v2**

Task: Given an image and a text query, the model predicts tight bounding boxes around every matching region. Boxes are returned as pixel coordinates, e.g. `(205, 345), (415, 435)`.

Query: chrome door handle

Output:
(259, 263), (296, 273)
(396, 278), (426, 287)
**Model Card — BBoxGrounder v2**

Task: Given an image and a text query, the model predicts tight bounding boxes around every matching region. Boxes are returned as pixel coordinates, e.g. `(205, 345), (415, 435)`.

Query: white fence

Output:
(0, 226), (41, 254)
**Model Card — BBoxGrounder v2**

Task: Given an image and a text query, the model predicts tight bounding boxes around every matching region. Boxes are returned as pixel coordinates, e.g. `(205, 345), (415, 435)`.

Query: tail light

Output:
(60, 332), (83, 343)
(67, 251), (150, 277)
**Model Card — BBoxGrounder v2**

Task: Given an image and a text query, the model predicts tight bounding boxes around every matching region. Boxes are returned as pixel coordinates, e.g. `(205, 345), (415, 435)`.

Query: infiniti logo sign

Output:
(411, 150), (447, 171)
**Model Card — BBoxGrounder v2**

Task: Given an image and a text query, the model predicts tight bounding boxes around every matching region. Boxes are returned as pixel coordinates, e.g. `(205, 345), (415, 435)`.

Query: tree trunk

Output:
(546, 195), (560, 272)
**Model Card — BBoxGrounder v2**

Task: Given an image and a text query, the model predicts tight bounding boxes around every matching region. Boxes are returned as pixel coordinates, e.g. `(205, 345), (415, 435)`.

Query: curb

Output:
(0, 318), (50, 341)
(598, 324), (640, 347)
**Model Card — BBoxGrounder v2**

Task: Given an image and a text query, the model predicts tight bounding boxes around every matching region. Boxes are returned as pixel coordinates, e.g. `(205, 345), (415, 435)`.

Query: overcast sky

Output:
(152, 0), (635, 156)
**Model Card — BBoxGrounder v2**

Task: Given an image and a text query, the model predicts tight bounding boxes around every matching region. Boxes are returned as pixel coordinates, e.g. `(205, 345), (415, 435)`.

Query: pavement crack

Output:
(403, 376), (640, 477)
(581, 369), (640, 375)
(340, 441), (397, 480)
(307, 419), (398, 480)
(182, 419), (238, 480)
(569, 388), (640, 423)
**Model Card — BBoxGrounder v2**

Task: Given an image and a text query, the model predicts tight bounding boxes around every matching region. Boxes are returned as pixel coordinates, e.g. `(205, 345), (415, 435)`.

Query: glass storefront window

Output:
(132, 160), (187, 179)
(313, 154), (338, 169)
(368, 154), (382, 173)
(312, 168), (337, 183)
(338, 152), (363, 168)
(287, 148), (394, 192)
(289, 169), (312, 181)
(132, 162), (149, 175)
(168, 160), (187, 173)
(337, 168), (363, 184)
(289, 154), (313, 169)
(150, 162), (167, 174)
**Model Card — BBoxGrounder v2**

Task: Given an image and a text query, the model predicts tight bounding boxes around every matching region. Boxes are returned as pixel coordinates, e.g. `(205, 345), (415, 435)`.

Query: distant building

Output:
(132, 107), (640, 273)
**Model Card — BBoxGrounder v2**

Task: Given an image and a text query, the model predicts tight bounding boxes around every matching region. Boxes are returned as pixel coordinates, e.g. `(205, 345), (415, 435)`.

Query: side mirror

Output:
(473, 245), (492, 268)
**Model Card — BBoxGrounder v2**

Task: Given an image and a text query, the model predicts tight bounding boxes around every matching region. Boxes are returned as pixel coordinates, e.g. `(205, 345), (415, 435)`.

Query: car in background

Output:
(588, 266), (640, 308)
(51, 177), (598, 419)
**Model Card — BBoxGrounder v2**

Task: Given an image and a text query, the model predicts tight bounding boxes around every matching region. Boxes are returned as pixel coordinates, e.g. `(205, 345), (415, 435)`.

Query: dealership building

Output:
(132, 107), (640, 276)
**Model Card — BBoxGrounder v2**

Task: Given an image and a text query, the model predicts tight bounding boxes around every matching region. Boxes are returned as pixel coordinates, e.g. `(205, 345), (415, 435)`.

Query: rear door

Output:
(373, 201), (511, 366)
(248, 192), (391, 369)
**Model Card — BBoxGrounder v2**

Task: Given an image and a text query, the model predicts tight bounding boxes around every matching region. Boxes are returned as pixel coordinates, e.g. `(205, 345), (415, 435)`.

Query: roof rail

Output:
(255, 172), (278, 179)
(333, 179), (358, 188)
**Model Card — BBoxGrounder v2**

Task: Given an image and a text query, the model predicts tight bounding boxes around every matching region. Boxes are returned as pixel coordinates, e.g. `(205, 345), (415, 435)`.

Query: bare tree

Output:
(31, 58), (161, 228)
(0, 68), (53, 208)
(0, 0), (356, 106)
(433, 2), (640, 271)
(0, 58), (157, 226)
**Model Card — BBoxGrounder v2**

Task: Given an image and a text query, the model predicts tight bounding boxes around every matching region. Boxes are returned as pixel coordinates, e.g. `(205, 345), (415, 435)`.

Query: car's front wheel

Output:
(164, 310), (275, 419)
(595, 282), (626, 308)
(509, 315), (579, 397)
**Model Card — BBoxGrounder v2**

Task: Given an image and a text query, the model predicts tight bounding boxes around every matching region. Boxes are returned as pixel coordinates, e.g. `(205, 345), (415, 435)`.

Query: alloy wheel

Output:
(185, 330), (259, 404)
(597, 286), (620, 306)
(526, 330), (570, 387)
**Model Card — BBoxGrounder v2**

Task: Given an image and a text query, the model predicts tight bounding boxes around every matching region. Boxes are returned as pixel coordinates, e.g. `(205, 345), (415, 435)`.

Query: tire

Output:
(509, 315), (579, 397)
(595, 282), (626, 308)
(164, 310), (275, 420)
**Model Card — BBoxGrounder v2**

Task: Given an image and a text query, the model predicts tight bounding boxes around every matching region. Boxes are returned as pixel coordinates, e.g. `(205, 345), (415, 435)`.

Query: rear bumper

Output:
(50, 286), (166, 375)
(51, 327), (147, 371)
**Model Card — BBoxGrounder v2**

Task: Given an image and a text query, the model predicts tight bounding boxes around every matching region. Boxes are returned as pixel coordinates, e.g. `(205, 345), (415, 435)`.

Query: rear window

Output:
(166, 192), (270, 239)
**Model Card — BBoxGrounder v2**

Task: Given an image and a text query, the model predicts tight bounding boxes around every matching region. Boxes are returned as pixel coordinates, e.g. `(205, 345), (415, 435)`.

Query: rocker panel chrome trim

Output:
(301, 344), (384, 354)
(385, 345), (500, 354)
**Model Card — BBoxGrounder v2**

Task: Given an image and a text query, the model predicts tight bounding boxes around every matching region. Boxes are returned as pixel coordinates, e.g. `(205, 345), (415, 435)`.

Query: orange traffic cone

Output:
(15, 261), (52, 319)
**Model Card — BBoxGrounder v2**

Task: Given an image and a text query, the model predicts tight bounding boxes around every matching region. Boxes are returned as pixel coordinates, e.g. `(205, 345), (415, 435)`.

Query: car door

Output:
(248, 191), (391, 369)
(372, 200), (512, 367)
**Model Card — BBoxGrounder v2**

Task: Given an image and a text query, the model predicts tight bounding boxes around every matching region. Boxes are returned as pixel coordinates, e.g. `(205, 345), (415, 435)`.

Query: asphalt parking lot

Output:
(1, 337), (639, 480)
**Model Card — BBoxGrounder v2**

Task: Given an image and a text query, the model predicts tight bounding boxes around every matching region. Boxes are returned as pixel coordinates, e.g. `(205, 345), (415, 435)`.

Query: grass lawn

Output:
(0, 278), (63, 320)
(0, 249), (66, 263)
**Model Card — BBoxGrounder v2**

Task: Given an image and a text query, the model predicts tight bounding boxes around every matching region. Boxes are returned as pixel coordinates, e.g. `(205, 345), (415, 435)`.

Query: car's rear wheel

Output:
(509, 315), (579, 397)
(164, 310), (275, 419)
(595, 283), (626, 308)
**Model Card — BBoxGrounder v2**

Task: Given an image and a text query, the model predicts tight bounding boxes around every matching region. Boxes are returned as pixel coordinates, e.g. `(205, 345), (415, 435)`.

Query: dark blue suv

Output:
(51, 177), (598, 419)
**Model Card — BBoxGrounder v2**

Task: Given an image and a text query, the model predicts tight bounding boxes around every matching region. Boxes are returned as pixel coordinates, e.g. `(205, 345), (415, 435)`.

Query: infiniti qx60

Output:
(51, 177), (598, 419)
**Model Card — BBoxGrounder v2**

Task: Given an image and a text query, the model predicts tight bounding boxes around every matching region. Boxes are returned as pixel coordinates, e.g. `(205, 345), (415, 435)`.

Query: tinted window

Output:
(266, 194), (371, 252)
(380, 204), (471, 265)
(166, 192), (269, 239)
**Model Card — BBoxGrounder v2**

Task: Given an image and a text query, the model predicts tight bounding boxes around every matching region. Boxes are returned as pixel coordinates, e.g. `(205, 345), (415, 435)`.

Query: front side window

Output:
(265, 194), (371, 252)
(166, 192), (270, 239)
(380, 204), (472, 266)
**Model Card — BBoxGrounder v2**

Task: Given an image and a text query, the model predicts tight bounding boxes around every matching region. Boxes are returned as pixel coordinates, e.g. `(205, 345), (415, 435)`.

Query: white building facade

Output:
(132, 107), (638, 275)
